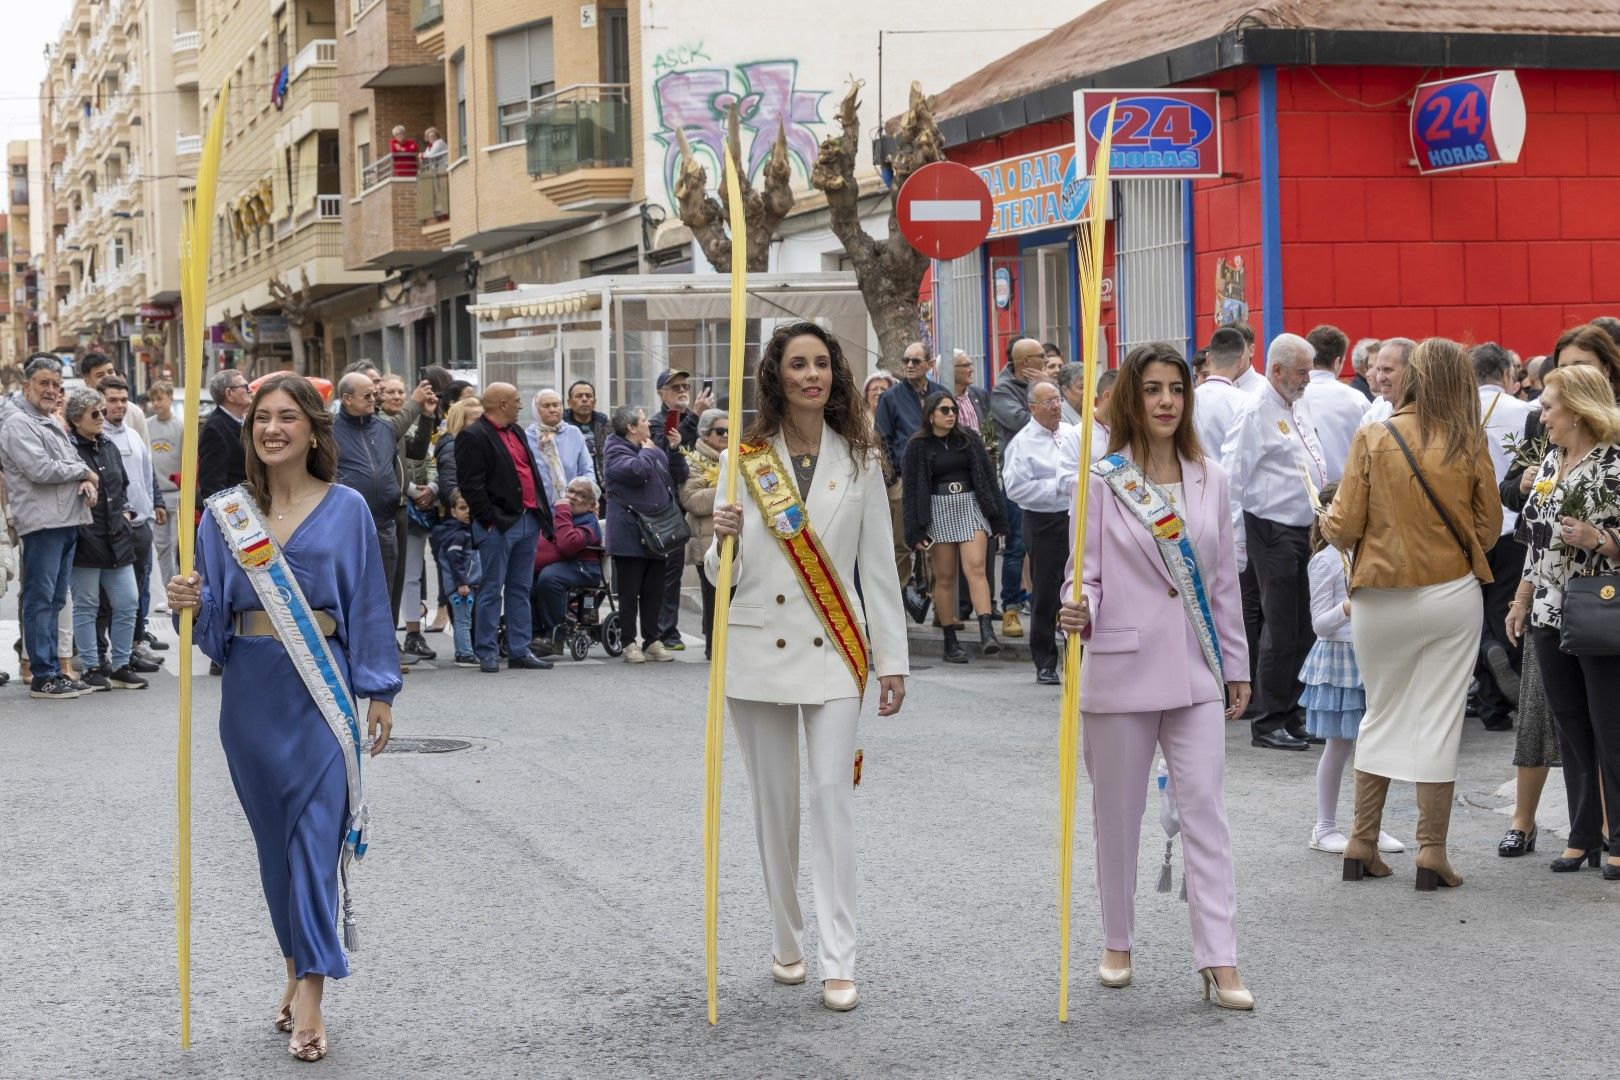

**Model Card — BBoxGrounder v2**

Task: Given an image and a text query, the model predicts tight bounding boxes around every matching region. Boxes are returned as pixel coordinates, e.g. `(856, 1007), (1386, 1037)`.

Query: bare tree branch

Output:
(813, 81), (945, 368)
(670, 106), (797, 273)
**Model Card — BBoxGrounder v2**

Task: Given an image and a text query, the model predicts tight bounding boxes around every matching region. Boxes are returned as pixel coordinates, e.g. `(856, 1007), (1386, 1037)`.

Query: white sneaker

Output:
(1376, 830), (1407, 853)
(623, 644), (646, 664)
(645, 641), (676, 663)
(1309, 830), (1349, 854)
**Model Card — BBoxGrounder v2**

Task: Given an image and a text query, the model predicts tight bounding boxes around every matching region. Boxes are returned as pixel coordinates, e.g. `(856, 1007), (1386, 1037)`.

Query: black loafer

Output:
(1036, 668), (1060, 685)
(1251, 731), (1309, 751)
(508, 653), (554, 670)
(1498, 826), (1536, 857)
(479, 657), (500, 674)
(1604, 862), (1620, 881)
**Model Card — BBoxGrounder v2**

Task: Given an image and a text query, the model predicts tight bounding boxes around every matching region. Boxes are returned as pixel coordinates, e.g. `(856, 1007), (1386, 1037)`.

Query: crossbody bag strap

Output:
(1381, 420), (1470, 558)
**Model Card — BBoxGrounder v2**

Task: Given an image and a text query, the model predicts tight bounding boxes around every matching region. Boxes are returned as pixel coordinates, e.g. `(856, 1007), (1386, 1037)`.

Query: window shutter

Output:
(492, 31), (528, 107)
(527, 24), (554, 92)
(297, 135), (320, 213)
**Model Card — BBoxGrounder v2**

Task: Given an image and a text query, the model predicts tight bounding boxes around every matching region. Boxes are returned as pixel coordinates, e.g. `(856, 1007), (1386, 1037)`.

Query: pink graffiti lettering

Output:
(653, 60), (829, 198)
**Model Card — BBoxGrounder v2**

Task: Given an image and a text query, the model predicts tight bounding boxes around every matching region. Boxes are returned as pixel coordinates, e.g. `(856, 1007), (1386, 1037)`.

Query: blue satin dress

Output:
(188, 485), (401, 979)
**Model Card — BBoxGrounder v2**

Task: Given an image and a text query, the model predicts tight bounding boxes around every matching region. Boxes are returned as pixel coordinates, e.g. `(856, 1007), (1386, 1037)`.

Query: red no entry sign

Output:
(896, 161), (993, 261)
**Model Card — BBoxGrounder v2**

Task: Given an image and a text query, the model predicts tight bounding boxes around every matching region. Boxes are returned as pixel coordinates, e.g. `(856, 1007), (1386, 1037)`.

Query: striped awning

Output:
(468, 290), (597, 321)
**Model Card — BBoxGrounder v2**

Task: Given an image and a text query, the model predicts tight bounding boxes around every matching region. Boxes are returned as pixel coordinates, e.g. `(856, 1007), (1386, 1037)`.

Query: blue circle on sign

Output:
(1059, 158), (1091, 222)
(1416, 83), (1491, 152)
(1086, 96), (1215, 150)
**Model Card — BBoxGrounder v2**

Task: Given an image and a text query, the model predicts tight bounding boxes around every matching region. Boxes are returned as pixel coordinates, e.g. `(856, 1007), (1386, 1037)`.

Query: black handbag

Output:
(902, 553), (931, 624)
(627, 498), (691, 557)
(1560, 525), (1620, 655)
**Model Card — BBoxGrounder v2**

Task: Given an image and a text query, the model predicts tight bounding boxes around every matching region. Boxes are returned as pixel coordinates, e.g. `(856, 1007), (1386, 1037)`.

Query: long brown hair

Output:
(241, 373), (338, 511)
(745, 321), (882, 469)
(1106, 342), (1203, 465)
(1397, 337), (1481, 464)
(1309, 481), (1340, 554)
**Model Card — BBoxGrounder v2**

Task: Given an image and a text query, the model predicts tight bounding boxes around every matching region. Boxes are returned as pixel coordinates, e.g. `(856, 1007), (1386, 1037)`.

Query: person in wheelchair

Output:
(531, 476), (604, 654)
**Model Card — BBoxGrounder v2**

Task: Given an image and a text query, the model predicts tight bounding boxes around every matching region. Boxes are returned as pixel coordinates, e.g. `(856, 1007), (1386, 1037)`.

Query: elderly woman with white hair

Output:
(531, 475), (605, 651)
(525, 388), (594, 510)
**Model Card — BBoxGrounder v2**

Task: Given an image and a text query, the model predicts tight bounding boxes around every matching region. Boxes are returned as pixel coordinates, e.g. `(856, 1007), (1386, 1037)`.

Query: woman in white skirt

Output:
(1321, 337), (1501, 890)
(899, 390), (1007, 662)
(708, 321), (909, 1012)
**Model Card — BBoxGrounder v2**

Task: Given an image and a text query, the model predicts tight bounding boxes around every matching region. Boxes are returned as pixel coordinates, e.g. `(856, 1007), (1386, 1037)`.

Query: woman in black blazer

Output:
(900, 390), (1007, 661)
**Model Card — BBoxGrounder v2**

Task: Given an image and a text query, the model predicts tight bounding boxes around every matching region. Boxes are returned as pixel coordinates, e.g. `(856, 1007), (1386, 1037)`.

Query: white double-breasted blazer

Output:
(704, 424), (910, 705)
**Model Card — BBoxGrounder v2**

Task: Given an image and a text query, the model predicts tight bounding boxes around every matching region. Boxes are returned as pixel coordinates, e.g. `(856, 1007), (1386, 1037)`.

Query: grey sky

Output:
(2, 1), (72, 199)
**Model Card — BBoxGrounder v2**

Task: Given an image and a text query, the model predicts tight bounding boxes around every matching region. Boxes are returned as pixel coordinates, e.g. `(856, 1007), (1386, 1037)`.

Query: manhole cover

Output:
(382, 737), (473, 754)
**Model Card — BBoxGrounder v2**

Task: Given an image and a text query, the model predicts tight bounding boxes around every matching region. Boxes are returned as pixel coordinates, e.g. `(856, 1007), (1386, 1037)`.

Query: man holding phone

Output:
(651, 368), (710, 649)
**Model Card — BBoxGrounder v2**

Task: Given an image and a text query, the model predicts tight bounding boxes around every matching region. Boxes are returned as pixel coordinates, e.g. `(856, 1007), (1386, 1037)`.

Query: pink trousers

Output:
(1082, 701), (1237, 970)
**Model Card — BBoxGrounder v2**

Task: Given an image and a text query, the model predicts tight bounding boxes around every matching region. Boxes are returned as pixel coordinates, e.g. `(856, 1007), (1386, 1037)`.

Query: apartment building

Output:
(40, 0), (194, 386)
(6, 141), (45, 367)
(334, 0), (639, 371)
(195, 0), (381, 377)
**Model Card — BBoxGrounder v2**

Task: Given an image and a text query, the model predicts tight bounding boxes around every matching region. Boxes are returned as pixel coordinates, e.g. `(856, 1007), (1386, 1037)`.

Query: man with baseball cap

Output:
(651, 367), (713, 651)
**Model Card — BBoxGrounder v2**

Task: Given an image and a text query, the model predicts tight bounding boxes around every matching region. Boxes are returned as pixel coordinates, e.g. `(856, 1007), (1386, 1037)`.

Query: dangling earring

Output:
(311, 438), (318, 449)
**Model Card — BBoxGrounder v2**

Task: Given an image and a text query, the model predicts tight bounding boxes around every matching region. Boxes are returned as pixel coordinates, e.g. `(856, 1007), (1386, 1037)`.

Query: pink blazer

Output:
(1061, 453), (1250, 714)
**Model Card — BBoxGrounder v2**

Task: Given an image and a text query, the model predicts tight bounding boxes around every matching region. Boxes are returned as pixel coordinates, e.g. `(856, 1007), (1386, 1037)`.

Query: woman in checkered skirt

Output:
(900, 390), (1008, 662)
(1301, 482), (1407, 857)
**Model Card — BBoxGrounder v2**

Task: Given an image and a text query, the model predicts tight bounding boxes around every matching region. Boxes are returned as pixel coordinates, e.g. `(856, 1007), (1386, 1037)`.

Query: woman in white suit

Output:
(709, 321), (909, 1012)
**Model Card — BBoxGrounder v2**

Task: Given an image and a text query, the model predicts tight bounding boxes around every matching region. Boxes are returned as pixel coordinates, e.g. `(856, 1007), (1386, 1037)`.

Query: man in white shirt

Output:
(1194, 326), (1252, 466)
(1222, 332), (1330, 751)
(1301, 324), (1368, 481)
(98, 375), (167, 670)
(1230, 322), (1268, 396)
(1473, 343), (1534, 731)
(1001, 380), (1080, 686)
(1360, 337), (1415, 427)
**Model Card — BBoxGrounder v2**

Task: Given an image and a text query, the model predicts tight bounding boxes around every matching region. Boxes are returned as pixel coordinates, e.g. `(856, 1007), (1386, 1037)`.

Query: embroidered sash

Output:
(208, 486), (370, 950)
(738, 441), (870, 696)
(1094, 455), (1225, 692)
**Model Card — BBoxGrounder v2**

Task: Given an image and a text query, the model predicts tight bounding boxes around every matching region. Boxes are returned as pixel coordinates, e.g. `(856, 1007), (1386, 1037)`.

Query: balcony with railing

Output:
(176, 133), (202, 157)
(173, 30), (200, 85)
(281, 40), (338, 116)
(411, 0), (442, 30)
(346, 1), (442, 88)
(525, 85), (635, 211)
(417, 165), (449, 225)
(348, 156), (445, 270)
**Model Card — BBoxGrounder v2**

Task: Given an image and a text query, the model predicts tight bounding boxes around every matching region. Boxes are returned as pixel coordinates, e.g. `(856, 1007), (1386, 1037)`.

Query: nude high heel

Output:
(1200, 969), (1254, 1011)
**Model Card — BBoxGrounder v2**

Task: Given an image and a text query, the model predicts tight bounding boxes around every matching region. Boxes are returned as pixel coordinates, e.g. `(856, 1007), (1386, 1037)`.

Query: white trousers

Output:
(729, 696), (861, 982)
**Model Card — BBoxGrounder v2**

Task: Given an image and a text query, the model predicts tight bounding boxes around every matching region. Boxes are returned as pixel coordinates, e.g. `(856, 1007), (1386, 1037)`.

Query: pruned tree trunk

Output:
(812, 81), (944, 369)
(672, 104), (795, 273)
(222, 306), (260, 372)
(268, 269), (315, 374)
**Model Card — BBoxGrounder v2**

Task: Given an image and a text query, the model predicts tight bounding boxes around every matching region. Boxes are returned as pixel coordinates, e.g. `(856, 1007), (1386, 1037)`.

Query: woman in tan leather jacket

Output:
(1321, 338), (1502, 892)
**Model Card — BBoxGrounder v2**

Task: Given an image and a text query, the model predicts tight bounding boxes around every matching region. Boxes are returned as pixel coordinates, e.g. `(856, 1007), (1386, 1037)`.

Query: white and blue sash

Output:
(1094, 454), (1225, 693)
(208, 486), (370, 951)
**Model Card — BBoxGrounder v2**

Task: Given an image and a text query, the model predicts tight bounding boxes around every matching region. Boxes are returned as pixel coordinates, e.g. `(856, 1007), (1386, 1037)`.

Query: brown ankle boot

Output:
(1342, 770), (1394, 880)
(1414, 781), (1463, 890)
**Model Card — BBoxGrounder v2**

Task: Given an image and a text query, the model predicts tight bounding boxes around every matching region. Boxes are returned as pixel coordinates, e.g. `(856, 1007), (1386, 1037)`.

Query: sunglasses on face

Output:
(87, 408), (105, 419)
(936, 405), (957, 414)
(901, 357), (927, 366)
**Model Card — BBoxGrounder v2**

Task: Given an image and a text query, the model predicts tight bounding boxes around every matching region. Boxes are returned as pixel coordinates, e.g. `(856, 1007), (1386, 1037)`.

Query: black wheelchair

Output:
(547, 555), (624, 661)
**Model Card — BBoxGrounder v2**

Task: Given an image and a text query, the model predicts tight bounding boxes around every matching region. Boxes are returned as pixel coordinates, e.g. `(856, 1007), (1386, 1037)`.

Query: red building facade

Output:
(930, 24), (1620, 374)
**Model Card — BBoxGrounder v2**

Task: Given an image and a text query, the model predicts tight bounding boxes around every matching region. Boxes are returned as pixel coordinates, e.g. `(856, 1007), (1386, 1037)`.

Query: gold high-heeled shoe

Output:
(1200, 968), (1254, 1011)
(771, 958), (806, 985)
(289, 1028), (328, 1062)
(273, 1003), (294, 1033)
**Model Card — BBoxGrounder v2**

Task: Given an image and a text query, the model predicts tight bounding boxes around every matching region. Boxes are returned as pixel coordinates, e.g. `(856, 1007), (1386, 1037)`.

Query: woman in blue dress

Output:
(167, 373), (398, 1062)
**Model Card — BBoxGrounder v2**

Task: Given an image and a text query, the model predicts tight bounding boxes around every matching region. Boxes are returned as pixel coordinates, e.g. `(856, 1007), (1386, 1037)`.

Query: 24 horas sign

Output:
(1409, 71), (1526, 175)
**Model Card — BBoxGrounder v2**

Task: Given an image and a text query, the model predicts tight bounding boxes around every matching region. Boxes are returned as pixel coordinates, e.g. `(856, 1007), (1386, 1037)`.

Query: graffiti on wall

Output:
(651, 58), (831, 200)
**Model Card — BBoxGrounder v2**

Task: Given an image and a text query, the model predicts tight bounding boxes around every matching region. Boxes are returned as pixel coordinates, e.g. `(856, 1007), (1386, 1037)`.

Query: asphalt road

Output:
(0, 599), (1610, 1080)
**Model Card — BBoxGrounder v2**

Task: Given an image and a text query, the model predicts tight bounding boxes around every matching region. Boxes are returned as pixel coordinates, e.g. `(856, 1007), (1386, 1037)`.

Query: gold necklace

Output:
(272, 486), (322, 521)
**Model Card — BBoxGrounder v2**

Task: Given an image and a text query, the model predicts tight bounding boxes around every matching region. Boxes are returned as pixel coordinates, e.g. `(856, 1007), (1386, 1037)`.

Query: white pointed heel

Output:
(771, 958), (806, 985)
(1200, 968), (1254, 1011)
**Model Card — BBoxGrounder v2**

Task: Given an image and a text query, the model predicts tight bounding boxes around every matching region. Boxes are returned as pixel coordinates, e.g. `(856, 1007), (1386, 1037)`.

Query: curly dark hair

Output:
(744, 321), (882, 469)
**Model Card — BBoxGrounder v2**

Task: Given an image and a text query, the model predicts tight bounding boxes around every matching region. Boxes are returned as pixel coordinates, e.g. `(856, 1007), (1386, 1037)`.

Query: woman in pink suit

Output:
(1059, 342), (1254, 1010)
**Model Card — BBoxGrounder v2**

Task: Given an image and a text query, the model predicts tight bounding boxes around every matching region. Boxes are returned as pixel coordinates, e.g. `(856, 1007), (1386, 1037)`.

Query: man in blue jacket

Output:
(873, 342), (948, 587)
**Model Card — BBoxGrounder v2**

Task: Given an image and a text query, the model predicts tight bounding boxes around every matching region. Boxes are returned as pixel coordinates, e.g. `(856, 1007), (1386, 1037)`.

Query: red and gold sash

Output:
(739, 440), (870, 696)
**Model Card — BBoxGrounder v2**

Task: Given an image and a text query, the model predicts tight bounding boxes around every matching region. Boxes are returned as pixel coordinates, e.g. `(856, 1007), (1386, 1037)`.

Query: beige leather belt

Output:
(234, 610), (337, 640)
